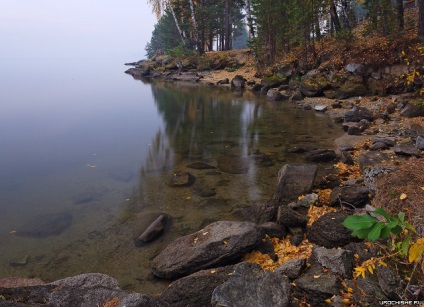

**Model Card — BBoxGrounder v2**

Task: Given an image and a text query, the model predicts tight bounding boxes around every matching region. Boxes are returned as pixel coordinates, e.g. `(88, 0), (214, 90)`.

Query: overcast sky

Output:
(0, 0), (157, 60)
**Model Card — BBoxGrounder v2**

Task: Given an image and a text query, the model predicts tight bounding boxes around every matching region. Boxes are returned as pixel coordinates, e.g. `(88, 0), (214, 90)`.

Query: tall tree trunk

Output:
(224, 0), (231, 50)
(329, 0), (342, 32)
(189, 0), (200, 52)
(396, 0), (404, 30)
(245, 0), (255, 39)
(419, 0), (424, 37)
(166, 0), (186, 46)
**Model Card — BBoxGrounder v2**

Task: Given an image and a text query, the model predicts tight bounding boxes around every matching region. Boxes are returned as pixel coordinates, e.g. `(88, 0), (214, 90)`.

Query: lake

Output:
(0, 57), (341, 295)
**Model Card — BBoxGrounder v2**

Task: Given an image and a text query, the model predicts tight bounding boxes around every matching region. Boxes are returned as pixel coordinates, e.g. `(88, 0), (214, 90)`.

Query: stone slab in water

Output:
(133, 212), (172, 246)
(17, 212), (72, 238)
(151, 221), (263, 279)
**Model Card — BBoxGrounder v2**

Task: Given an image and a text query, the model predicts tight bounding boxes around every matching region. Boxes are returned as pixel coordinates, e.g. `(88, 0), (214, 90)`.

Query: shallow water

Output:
(0, 58), (342, 295)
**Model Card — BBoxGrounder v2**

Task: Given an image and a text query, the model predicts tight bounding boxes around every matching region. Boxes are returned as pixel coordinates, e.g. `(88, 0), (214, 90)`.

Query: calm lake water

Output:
(0, 57), (342, 295)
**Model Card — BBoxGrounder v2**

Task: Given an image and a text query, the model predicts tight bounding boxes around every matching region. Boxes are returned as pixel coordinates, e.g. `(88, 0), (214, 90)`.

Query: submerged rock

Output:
(168, 171), (195, 187)
(217, 154), (250, 174)
(17, 212), (72, 238)
(133, 212), (172, 246)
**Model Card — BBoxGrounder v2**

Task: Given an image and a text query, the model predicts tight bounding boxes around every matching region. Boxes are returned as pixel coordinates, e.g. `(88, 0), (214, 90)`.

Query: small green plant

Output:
(342, 208), (415, 243)
(228, 67), (237, 72)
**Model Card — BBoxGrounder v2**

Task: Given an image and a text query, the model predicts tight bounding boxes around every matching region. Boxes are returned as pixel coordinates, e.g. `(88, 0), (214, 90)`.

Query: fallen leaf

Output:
(313, 275), (321, 278)
(223, 241), (228, 245)
(9, 230), (16, 234)
(400, 193), (407, 200)
(210, 269), (216, 274)
(193, 237), (199, 244)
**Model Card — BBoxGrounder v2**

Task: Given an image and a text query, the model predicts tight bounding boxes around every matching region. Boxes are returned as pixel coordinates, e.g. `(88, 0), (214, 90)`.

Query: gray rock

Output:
(266, 89), (284, 101)
(260, 85), (271, 95)
(0, 273), (169, 307)
(339, 145), (355, 151)
(231, 76), (245, 89)
(314, 104), (328, 112)
(252, 83), (264, 92)
(240, 202), (277, 224)
(274, 258), (307, 279)
(290, 88), (304, 101)
(347, 125), (361, 135)
(295, 262), (342, 305)
(370, 141), (390, 150)
(17, 212), (72, 238)
(288, 227), (304, 246)
(159, 265), (235, 307)
(272, 164), (318, 203)
(305, 149), (337, 162)
(133, 213), (171, 246)
(372, 136), (395, 147)
(259, 222), (286, 239)
(217, 154), (250, 174)
(376, 265), (402, 299)
(313, 246), (354, 278)
(211, 262), (291, 307)
(168, 171), (195, 187)
(358, 151), (385, 171)
(277, 206), (309, 227)
(151, 221), (263, 279)
(217, 78), (230, 85)
(345, 63), (368, 76)
(417, 136), (424, 150)
(340, 151), (354, 165)
(345, 106), (374, 122)
(400, 103), (424, 118)
(352, 274), (388, 306)
(328, 186), (370, 208)
(300, 70), (330, 96)
(394, 143), (421, 157)
(307, 212), (356, 248)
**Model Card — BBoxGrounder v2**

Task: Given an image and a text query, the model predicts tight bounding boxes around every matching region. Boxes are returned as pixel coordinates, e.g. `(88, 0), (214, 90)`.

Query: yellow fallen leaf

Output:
(210, 269), (216, 274)
(9, 230), (16, 234)
(202, 232), (208, 236)
(313, 275), (320, 278)
(193, 237), (199, 244)
(186, 196), (192, 200)
(421, 187), (424, 191)
(223, 241), (228, 245)
(400, 193), (407, 200)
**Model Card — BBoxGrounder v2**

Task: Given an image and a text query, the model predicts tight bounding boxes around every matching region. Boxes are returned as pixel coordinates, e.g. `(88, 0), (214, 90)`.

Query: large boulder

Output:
(394, 142), (421, 157)
(399, 102), (424, 118)
(231, 75), (245, 89)
(272, 164), (318, 204)
(313, 246), (354, 278)
(159, 265), (236, 307)
(335, 75), (368, 99)
(300, 70), (330, 96)
(151, 221), (263, 279)
(266, 89), (284, 101)
(0, 273), (169, 307)
(277, 206), (309, 227)
(211, 262), (291, 307)
(328, 186), (370, 208)
(294, 262), (342, 305)
(307, 212), (357, 248)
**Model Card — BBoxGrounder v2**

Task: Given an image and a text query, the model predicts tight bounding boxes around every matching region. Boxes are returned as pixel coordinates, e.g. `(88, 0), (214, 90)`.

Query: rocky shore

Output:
(1, 55), (423, 306)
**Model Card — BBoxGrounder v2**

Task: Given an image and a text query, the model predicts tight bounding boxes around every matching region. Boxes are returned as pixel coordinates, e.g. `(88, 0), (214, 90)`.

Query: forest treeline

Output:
(146, 0), (424, 62)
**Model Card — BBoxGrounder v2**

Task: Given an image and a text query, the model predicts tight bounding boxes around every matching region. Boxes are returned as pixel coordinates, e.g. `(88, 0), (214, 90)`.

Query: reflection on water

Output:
(0, 60), (342, 296)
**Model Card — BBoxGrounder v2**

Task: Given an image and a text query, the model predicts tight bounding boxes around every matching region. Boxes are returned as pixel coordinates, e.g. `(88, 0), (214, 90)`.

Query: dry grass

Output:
(374, 158), (424, 236)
